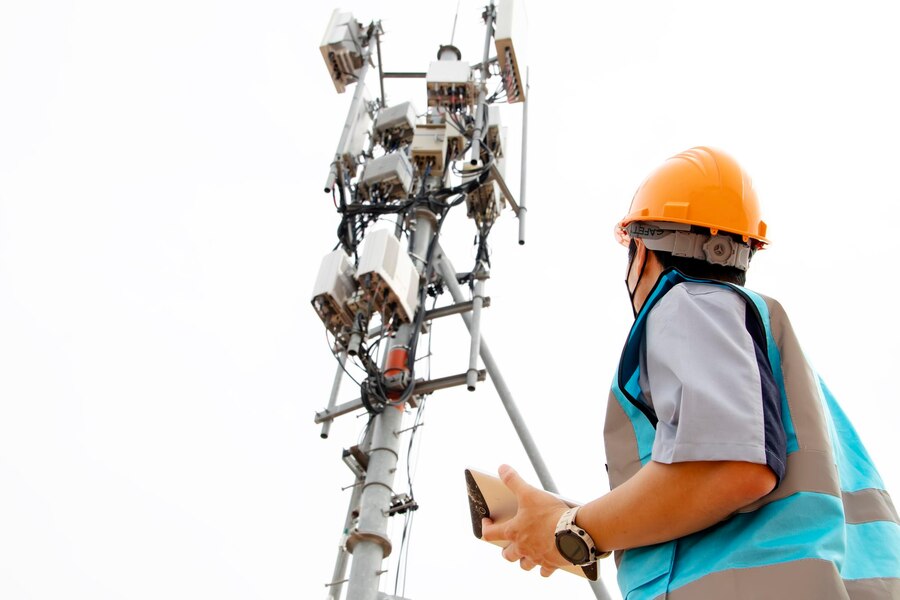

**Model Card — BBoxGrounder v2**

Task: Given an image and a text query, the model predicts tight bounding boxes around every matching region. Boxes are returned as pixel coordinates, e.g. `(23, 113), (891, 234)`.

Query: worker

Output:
(481, 147), (900, 598)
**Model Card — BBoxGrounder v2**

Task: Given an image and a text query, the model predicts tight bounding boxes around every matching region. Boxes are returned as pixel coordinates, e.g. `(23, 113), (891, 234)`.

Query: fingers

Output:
(500, 541), (556, 576)
(481, 517), (507, 542)
(501, 544), (521, 563)
(498, 464), (532, 495)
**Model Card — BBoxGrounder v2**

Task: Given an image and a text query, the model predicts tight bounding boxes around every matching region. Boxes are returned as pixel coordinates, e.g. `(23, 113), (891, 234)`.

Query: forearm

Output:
(578, 460), (776, 552)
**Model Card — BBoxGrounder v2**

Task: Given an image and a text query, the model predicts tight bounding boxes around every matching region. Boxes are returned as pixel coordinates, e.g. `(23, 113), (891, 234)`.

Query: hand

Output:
(480, 464), (571, 578)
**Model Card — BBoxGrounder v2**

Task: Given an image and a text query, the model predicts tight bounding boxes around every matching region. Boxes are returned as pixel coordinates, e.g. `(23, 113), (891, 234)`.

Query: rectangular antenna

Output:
(494, 0), (527, 103)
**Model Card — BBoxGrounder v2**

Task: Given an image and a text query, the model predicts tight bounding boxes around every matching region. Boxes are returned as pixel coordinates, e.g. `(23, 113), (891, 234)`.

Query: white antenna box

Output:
(355, 228), (419, 324)
(311, 249), (357, 334)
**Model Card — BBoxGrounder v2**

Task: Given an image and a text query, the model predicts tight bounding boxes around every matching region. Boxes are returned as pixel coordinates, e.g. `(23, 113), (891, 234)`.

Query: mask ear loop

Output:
(614, 224), (631, 248)
(625, 241), (648, 318)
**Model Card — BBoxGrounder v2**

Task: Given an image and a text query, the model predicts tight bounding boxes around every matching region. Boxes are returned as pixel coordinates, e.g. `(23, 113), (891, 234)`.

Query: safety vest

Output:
(604, 269), (900, 599)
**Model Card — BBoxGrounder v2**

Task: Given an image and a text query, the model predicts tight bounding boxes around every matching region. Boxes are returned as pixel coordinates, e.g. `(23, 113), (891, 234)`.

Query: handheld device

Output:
(464, 468), (599, 581)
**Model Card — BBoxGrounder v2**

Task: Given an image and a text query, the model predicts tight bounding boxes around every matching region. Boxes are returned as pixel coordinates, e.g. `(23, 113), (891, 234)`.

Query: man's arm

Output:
(481, 460), (775, 576)
(579, 459), (775, 549)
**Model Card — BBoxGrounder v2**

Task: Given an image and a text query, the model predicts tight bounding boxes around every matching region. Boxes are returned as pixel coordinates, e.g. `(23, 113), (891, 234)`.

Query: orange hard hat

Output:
(616, 147), (769, 247)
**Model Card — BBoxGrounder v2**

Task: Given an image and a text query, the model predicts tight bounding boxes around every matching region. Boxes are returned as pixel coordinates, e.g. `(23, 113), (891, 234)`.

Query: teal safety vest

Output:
(604, 269), (900, 599)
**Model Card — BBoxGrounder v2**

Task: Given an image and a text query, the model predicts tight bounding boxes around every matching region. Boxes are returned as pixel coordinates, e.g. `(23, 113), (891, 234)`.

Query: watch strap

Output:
(555, 506), (610, 565)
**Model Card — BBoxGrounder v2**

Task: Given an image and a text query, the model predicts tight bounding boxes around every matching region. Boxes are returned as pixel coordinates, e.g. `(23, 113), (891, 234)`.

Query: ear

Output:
(641, 243), (666, 283)
(633, 238), (647, 260)
(629, 238), (647, 270)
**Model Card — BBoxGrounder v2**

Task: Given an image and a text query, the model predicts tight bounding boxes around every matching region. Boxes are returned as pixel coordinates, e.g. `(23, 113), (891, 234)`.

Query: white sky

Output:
(2, 1), (899, 599)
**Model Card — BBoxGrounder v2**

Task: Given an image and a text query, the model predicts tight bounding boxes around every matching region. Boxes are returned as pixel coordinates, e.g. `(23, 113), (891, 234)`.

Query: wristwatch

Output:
(554, 506), (610, 566)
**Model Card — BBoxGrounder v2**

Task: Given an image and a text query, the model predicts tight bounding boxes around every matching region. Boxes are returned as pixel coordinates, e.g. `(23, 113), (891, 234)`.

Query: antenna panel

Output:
(373, 102), (418, 149)
(341, 87), (374, 172)
(410, 123), (449, 176)
(494, 0), (527, 103)
(463, 164), (506, 226)
(311, 249), (357, 334)
(357, 152), (415, 202)
(485, 105), (505, 158)
(425, 61), (475, 111)
(320, 9), (365, 93)
(354, 229), (419, 324)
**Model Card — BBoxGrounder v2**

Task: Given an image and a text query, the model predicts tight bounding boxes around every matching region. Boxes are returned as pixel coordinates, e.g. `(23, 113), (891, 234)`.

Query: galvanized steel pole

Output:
(437, 249), (612, 600)
(320, 349), (348, 439)
(518, 67), (530, 245)
(324, 59), (371, 194)
(435, 250), (557, 493)
(345, 210), (435, 600)
(468, 1), (495, 166)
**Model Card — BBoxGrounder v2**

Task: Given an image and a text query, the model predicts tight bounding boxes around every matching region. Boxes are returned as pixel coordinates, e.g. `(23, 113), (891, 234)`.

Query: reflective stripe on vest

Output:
(605, 269), (900, 599)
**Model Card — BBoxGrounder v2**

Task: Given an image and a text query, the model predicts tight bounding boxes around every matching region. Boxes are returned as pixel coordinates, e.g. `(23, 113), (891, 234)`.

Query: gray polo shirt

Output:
(638, 282), (787, 480)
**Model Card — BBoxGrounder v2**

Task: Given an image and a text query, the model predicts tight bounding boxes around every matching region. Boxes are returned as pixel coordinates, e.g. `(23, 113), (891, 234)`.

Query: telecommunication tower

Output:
(311, 4), (611, 599)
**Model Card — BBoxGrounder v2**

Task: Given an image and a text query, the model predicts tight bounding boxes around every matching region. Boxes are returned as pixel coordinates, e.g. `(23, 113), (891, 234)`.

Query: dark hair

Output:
(629, 227), (751, 286)
(653, 250), (747, 285)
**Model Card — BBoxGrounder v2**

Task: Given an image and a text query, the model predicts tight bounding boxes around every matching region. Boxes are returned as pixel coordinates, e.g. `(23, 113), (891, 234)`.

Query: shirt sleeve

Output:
(639, 283), (786, 481)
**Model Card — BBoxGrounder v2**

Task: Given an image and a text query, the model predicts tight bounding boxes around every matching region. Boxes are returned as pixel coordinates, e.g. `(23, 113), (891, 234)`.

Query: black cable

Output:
(400, 511), (416, 597)
(336, 131), (496, 411)
(393, 509), (415, 596)
(420, 164), (432, 196)
(383, 203), (452, 408)
(357, 411), (375, 447)
(324, 330), (363, 387)
(350, 187), (475, 414)
(475, 220), (494, 268)
(450, 148), (494, 177)
(392, 394), (427, 596)
(339, 197), (416, 217)
(447, 113), (468, 135)
(368, 205), (450, 406)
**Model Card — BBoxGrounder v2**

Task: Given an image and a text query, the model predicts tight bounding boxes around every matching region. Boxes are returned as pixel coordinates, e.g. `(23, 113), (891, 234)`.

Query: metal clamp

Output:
(346, 528), (393, 558)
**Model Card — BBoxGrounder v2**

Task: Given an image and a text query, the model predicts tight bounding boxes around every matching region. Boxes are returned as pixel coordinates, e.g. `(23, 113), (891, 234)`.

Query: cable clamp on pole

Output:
(346, 529), (393, 558)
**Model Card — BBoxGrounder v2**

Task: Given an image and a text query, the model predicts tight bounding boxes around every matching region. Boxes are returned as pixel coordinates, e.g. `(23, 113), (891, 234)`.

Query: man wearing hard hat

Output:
(482, 147), (900, 598)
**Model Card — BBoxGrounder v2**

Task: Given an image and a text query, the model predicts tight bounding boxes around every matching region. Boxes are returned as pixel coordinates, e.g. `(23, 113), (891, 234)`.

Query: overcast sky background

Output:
(2, 1), (899, 599)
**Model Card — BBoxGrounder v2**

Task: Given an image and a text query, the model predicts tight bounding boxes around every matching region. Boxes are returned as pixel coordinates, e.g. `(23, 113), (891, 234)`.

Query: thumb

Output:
(498, 464), (532, 495)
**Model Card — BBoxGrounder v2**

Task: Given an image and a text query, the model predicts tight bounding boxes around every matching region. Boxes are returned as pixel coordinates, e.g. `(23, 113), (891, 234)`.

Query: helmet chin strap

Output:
(625, 244), (649, 318)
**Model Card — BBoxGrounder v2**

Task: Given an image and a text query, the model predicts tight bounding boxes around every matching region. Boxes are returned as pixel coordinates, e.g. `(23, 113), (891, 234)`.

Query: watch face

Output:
(557, 532), (590, 564)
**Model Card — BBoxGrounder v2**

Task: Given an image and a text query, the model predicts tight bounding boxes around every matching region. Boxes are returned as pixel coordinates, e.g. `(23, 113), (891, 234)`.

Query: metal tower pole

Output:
(325, 423), (374, 600)
(325, 480), (362, 600)
(324, 59), (371, 195)
(315, 8), (611, 599)
(344, 405), (402, 600)
(517, 67), (529, 246)
(468, 1), (495, 166)
(435, 249), (557, 493)
(320, 349), (348, 439)
(345, 209), (436, 600)
(465, 272), (486, 391)
(436, 249), (612, 600)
